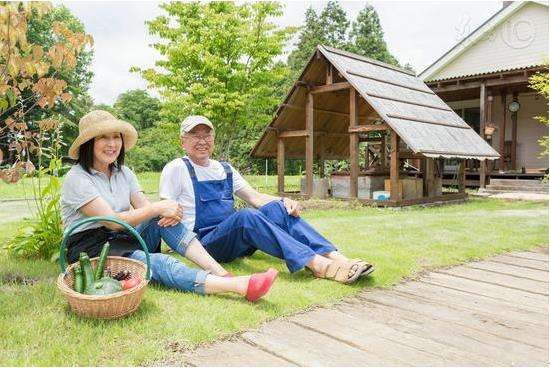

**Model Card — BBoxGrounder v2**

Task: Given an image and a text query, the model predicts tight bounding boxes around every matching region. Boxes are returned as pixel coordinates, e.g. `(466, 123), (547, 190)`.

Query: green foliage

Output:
(347, 4), (398, 65)
(126, 123), (182, 172)
(113, 89), (161, 130)
(287, 2), (403, 80)
(4, 124), (65, 260)
(528, 64), (549, 158)
(133, 1), (295, 168)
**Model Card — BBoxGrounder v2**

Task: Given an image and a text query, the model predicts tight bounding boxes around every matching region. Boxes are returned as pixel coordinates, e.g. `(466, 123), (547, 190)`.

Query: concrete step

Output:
(481, 188), (548, 195)
(489, 179), (547, 187)
(485, 184), (548, 193)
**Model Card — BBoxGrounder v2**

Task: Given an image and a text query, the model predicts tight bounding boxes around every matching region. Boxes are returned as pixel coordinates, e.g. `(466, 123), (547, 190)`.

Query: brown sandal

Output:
(350, 259), (375, 277)
(314, 260), (366, 284)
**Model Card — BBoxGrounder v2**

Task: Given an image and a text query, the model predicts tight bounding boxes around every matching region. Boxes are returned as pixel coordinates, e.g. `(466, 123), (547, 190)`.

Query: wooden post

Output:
(486, 93), (494, 174)
(277, 138), (285, 194)
(511, 92), (518, 170)
(380, 133), (386, 170)
(499, 92), (507, 171)
(390, 130), (401, 201)
(318, 134), (325, 178)
(479, 82), (487, 188)
(305, 92), (314, 197)
(349, 88), (359, 198)
(326, 64), (333, 85)
(458, 159), (466, 193)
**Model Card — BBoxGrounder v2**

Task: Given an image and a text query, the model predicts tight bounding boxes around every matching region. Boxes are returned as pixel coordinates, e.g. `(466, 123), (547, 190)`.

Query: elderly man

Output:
(159, 116), (374, 283)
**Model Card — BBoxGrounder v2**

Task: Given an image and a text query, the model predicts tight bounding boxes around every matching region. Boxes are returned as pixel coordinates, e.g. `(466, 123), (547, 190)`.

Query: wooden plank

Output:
(386, 113), (470, 129)
(429, 73), (533, 93)
(398, 280), (548, 328)
(393, 283), (548, 344)
(424, 272), (548, 311)
(509, 250), (549, 262)
(288, 309), (470, 366)
(348, 123), (389, 133)
(458, 159), (466, 193)
(367, 92), (452, 111)
(390, 130), (400, 201)
(361, 290), (549, 356)
(479, 82), (487, 188)
(465, 260), (549, 283)
(277, 138), (284, 194)
(500, 92), (507, 171)
(492, 254), (549, 271)
(278, 130), (309, 138)
(242, 320), (389, 366)
(305, 93), (314, 197)
(282, 104), (370, 119)
(349, 88), (359, 199)
(346, 70), (435, 94)
(310, 82), (350, 94)
(341, 298), (544, 366)
(438, 266), (548, 295)
(380, 133), (386, 168)
(184, 339), (296, 367)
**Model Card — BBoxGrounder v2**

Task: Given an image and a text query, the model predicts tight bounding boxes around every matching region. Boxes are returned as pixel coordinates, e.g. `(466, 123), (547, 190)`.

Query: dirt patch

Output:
(0, 272), (39, 286)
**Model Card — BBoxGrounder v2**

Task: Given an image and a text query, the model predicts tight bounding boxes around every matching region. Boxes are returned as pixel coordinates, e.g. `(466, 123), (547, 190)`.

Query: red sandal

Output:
(246, 268), (278, 302)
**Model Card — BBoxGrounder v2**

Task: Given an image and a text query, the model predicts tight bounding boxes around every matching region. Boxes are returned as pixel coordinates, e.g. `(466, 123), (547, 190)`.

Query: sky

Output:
(61, 1), (503, 105)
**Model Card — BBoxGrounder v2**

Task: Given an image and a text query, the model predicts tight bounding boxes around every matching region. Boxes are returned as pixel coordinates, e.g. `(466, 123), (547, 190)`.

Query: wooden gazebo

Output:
(251, 45), (500, 206)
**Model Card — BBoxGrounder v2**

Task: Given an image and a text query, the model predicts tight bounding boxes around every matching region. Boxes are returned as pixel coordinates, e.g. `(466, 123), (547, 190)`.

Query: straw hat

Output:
(68, 110), (138, 160)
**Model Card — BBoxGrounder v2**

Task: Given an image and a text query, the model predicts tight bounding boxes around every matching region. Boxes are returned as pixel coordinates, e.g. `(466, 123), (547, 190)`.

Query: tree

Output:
(133, 1), (295, 168)
(528, 64), (549, 158)
(347, 4), (398, 65)
(113, 89), (160, 130)
(287, 1), (349, 79)
(0, 2), (93, 182)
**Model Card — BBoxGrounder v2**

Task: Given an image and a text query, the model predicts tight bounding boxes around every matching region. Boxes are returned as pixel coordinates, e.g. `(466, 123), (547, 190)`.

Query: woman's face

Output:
(93, 132), (122, 167)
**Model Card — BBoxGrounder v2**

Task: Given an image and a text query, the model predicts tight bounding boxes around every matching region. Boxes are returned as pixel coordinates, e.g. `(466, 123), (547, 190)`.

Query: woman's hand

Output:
(282, 197), (300, 217)
(154, 200), (183, 222)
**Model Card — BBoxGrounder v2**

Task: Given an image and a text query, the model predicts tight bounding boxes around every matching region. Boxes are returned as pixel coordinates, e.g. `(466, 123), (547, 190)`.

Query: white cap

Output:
(180, 115), (214, 136)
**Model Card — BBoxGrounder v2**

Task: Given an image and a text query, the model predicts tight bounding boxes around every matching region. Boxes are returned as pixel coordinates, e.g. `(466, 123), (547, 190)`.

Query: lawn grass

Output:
(0, 197), (547, 365)
(0, 172), (301, 200)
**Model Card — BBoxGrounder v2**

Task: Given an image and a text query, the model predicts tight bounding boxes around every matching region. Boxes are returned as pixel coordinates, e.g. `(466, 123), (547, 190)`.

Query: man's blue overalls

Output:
(183, 158), (336, 272)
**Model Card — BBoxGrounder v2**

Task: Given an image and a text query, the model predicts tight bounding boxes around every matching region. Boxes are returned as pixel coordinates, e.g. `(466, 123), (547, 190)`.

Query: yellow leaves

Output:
(37, 119), (60, 131)
(60, 92), (71, 103)
(32, 77), (68, 108)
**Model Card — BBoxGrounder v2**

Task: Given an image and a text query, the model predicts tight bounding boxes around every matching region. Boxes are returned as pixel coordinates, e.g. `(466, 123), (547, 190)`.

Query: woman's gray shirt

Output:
(61, 164), (141, 233)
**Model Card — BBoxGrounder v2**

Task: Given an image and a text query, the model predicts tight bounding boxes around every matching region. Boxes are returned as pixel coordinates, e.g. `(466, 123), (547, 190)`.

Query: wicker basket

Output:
(57, 216), (152, 319)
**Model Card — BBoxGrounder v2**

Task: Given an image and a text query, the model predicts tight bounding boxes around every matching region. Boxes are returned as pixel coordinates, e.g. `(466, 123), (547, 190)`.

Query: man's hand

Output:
(282, 197), (300, 217)
(154, 200), (183, 226)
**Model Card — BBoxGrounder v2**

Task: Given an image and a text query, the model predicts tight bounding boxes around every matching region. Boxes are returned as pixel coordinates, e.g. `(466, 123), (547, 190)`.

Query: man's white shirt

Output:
(159, 156), (251, 231)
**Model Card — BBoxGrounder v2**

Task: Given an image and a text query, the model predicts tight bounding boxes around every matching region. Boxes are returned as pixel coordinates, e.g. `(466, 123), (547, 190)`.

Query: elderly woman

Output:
(61, 110), (276, 302)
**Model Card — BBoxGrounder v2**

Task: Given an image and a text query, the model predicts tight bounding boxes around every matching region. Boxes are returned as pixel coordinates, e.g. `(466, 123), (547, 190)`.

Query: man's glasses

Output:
(185, 133), (214, 143)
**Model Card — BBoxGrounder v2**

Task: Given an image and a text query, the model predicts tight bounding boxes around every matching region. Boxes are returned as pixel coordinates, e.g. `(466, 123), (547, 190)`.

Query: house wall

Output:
(448, 92), (548, 171)
(430, 2), (548, 81)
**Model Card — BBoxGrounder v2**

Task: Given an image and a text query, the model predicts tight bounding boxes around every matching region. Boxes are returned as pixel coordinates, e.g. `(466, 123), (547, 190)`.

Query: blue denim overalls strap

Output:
(182, 157), (236, 240)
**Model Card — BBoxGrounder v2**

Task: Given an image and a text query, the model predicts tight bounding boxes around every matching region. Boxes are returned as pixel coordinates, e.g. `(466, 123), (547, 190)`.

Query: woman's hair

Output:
(77, 135), (125, 174)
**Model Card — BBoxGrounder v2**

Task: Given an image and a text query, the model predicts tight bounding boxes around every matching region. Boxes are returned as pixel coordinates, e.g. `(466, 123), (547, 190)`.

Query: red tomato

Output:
(121, 277), (141, 290)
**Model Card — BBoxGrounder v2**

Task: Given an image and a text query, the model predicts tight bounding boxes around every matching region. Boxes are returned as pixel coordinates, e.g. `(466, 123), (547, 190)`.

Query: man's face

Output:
(181, 125), (215, 162)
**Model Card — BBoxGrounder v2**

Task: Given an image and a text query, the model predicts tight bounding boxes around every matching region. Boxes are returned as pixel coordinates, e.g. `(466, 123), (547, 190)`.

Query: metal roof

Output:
(251, 45), (500, 161)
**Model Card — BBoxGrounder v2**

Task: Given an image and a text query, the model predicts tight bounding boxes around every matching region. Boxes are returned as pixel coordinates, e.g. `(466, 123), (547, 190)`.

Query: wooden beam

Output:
(429, 73), (533, 93)
(310, 82), (351, 94)
(326, 64), (333, 85)
(458, 159), (466, 193)
(349, 123), (390, 133)
(380, 133), (386, 168)
(305, 92), (314, 197)
(390, 130), (401, 201)
(511, 92), (518, 170)
(278, 130), (309, 138)
(479, 82), (487, 188)
(349, 88), (359, 198)
(499, 92), (507, 171)
(399, 150), (425, 159)
(277, 138), (285, 194)
(385, 113), (471, 129)
(282, 103), (370, 119)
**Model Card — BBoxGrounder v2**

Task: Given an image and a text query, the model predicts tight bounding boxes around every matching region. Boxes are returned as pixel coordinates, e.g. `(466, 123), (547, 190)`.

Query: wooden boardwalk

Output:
(183, 249), (549, 366)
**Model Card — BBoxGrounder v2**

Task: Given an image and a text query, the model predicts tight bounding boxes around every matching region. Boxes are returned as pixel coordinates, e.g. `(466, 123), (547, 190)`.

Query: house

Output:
(420, 1), (549, 189)
(251, 45), (498, 206)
